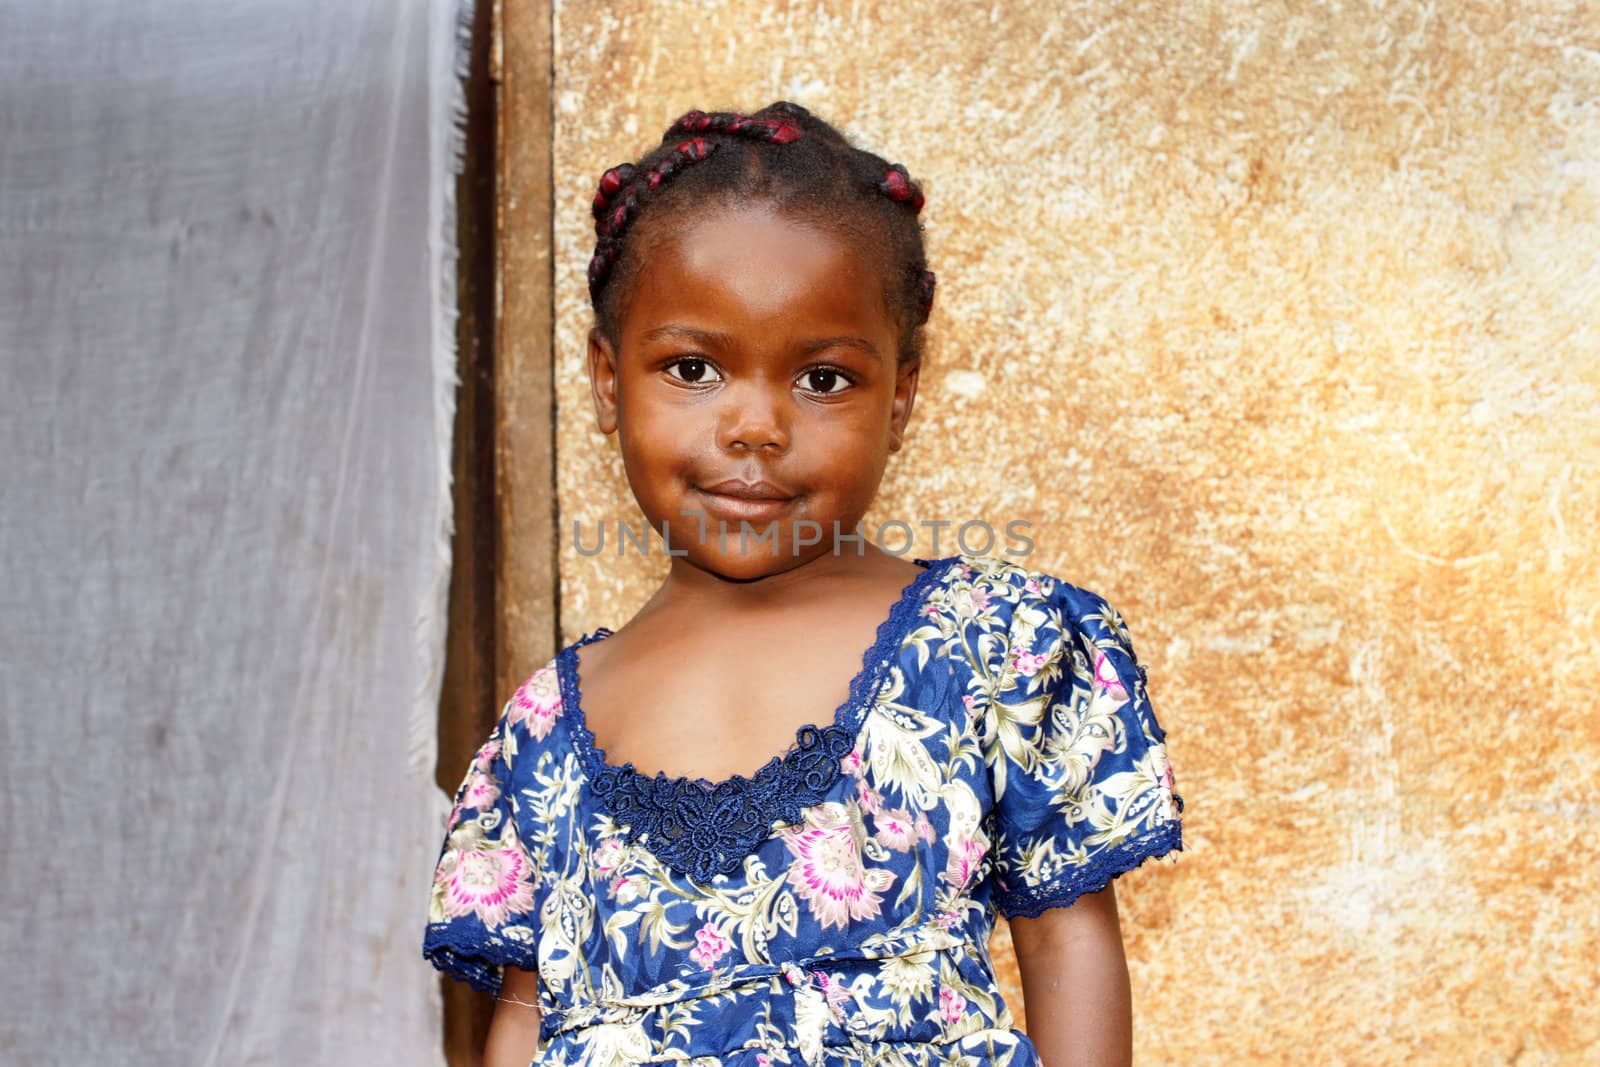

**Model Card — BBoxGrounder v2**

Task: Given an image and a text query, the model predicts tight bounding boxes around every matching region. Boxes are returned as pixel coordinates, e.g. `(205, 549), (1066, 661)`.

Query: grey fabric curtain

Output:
(1, 2), (468, 1062)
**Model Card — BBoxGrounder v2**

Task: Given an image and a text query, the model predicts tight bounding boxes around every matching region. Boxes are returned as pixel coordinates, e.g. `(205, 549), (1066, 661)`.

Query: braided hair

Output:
(588, 102), (935, 364)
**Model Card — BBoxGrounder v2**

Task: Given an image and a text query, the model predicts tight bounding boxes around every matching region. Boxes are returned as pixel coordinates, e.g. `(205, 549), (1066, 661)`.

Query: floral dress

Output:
(423, 555), (1184, 1066)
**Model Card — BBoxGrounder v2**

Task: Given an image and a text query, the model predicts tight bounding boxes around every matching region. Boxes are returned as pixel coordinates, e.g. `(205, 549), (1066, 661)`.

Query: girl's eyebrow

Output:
(640, 325), (880, 359)
(801, 336), (880, 357)
(640, 325), (734, 347)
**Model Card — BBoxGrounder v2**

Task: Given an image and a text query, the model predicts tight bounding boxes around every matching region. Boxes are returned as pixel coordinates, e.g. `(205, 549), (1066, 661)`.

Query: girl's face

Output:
(587, 203), (919, 581)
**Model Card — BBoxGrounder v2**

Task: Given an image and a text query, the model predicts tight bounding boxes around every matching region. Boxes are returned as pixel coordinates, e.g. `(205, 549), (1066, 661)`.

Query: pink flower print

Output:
(592, 838), (625, 874)
(939, 987), (967, 1026)
(690, 923), (731, 970)
(1093, 649), (1127, 697)
(814, 971), (853, 1023)
(915, 813), (936, 844)
(872, 809), (919, 852)
(1011, 647), (1049, 677)
(840, 749), (864, 778)
(941, 836), (988, 892)
(931, 908), (961, 932)
(435, 845), (535, 930)
(509, 666), (562, 740)
(610, 873), (647, 905)
(857, 782), (884, 816)
(1023, 577), (1041, 595)
(459, 769), (501, 812)
(968, 587), (990, 613)
(781, 802), (895, 931)
(472, 738), (501, 769)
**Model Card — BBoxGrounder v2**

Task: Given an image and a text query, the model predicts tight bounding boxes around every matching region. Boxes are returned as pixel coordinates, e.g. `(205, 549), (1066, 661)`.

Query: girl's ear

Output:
(587, 328), (620, 435)
(888, 357), (921, 452)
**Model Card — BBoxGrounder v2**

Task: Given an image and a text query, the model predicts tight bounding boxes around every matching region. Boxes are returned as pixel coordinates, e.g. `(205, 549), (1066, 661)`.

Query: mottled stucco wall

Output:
(543, 2), (1600, 1062)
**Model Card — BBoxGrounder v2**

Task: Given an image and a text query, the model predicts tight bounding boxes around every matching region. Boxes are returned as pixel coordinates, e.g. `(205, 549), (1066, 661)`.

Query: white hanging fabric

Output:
(0, 2), (470, 1062)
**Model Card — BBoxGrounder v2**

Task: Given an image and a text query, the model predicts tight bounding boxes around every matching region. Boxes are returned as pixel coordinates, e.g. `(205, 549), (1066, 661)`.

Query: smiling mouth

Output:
(694, 479), (798, 522)
(699, 479), (793, 501)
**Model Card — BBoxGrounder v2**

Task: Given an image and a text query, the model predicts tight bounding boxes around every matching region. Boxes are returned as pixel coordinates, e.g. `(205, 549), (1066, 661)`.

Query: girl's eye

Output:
(801, 368), (850, 395)
(665, 357), (719, 385)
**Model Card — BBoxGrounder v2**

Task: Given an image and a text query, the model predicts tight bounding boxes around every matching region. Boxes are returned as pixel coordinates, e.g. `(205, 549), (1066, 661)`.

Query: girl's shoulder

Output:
(477, 654), (572, 777)
(503, 656), (566, 741)
(931, 553), (1131, 632)
(925, 553), (1147, 687)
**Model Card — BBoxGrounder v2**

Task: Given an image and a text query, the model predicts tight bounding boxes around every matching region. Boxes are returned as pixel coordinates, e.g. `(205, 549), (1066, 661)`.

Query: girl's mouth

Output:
(700, 478), (791, 500)
(694, 479), (797, 524)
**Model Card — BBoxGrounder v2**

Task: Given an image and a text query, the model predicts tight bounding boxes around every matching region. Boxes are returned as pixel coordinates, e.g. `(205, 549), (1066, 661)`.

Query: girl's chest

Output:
(535, 660), (985, 869)
(574, 631), (901, 787)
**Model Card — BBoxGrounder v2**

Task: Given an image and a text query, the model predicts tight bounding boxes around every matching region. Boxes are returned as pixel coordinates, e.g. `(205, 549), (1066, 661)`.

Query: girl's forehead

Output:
(656, 205), (869, 282)
(624, 204), (899, 344)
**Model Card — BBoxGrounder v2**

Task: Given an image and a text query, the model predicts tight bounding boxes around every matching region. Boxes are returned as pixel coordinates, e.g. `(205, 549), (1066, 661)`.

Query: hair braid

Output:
(874, 163), (936, 318)
(668, 109), (803, 144)
(587, 113), (803, 302)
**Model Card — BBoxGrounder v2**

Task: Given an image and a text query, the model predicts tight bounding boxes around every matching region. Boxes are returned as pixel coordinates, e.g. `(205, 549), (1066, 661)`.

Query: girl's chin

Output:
(673, 546), (822, 582)
(664, 536), (866, 582)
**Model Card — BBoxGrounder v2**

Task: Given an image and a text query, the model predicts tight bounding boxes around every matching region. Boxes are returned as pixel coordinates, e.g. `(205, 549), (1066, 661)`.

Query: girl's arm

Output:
(1007, 883), (1132, 1067)
(483, 965), (543, 1067)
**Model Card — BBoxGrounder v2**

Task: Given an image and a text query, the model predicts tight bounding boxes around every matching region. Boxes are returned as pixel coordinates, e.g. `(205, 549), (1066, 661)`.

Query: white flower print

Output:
(942, 835), (989, 892)
(879, 950), (936, 1003)
(593, 837), (625, 874)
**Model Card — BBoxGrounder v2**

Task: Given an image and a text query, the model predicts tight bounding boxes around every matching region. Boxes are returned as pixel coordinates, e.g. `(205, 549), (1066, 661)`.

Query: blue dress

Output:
(423, 555), (1184, 1065)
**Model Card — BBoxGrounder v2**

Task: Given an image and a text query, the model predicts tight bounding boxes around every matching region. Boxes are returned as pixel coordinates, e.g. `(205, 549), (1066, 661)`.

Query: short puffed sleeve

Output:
(422, 671), (554, 994)
(983, 574), (1183, 919)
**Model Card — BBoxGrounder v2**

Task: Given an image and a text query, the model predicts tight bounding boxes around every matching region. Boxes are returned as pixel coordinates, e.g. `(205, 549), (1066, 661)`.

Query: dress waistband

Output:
(537, 930), (1012, 1063)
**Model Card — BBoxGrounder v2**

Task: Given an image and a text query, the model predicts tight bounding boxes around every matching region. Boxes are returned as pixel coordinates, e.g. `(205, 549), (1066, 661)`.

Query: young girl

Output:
(423, 102), (1183, 1067)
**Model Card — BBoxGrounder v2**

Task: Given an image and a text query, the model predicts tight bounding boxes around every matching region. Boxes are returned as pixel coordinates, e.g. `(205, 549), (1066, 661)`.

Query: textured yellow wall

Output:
(545, 2), (1600, 1062)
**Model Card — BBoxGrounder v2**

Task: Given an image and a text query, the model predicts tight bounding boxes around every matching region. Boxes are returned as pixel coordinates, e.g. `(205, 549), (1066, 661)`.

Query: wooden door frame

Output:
(436, 1), (557, 1062)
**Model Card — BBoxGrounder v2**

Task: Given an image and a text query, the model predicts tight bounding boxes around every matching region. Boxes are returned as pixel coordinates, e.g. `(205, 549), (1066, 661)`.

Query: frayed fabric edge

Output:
(408, 0), (476, 779)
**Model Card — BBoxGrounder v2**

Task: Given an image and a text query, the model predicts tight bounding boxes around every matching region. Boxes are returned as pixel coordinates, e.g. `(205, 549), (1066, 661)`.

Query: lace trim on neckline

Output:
(555, 557), (955, 881)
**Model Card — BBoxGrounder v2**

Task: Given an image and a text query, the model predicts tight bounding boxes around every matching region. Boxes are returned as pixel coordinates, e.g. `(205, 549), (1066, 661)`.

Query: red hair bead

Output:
(881, 165), (924, 214)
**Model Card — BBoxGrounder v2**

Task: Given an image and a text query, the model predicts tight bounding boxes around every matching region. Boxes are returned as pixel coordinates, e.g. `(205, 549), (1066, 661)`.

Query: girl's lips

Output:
(699, 478), (792, 500)
(692, 485), (796, 525)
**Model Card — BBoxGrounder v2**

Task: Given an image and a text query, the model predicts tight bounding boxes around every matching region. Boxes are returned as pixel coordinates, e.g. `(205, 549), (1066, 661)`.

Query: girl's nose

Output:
(714, 384), (790, 455)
